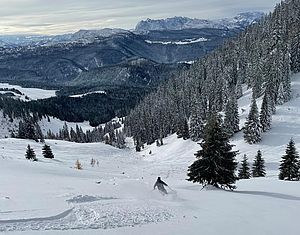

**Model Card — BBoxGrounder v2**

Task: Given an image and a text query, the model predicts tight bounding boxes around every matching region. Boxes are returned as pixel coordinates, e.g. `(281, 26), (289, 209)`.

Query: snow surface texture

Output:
(1, 73), (300, 234)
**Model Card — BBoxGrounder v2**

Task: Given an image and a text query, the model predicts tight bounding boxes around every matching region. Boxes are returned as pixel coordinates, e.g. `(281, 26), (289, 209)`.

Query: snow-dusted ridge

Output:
(135, 12), (265, 32)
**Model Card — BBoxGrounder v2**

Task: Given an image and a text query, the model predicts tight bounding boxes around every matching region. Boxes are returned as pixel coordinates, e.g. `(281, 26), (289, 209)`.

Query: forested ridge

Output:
(0, 87), (150, 127)
(126, 0), (300, 149)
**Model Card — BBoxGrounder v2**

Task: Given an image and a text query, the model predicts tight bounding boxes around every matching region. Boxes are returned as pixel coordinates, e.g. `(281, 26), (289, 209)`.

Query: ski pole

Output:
(167, 186), (175, 192)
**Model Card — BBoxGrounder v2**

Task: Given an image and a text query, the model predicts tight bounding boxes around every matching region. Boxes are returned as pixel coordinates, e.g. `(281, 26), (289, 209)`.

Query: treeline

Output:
(14, 116), (126, 149)
(126, 0), (300, 149)
(45, 120), (126, 149)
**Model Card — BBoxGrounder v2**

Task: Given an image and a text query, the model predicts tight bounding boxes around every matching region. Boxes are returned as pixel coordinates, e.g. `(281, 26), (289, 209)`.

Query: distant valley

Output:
(0, 12), (263, 85)
(0, 12), (263, 125)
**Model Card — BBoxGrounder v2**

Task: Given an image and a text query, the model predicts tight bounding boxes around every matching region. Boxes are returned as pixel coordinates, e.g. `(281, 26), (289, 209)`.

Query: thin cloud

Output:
(0, 0), (281, 35)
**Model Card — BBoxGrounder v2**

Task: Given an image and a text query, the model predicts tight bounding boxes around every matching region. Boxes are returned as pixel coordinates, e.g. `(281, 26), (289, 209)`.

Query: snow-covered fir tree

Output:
(189, 97), (205, 141)
(238, 154), (251, 179)
(276, 82), (285, 105)
(42, 144), (54, 159)
(25, 145), (37, 161)
(177, 118), (190, 140)
(187, 113), (238, 190)
(252, 150), (266, 177)
(279, 138), (300, 181)
(260, 93), (272, 132)
(223, 93), (239, 136)
(17, 117), (44, 141)
(244, 98), (262, 144)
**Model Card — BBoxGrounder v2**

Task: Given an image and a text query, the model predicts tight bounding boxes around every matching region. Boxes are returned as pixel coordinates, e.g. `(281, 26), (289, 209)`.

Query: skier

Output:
(154, 177), (168, 195)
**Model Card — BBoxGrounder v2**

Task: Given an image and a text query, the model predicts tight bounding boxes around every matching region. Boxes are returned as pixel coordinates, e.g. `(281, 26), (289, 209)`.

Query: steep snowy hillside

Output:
(0, 73), (300, 235)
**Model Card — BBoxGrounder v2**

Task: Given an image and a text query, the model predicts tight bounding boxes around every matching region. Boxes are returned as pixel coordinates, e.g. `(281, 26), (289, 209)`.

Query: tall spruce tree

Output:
(279, 139), (300, 181)
(42, 144), (54, 159)
(252, 150), (266, 177)
(238, 154), (251, 179)
(187, 113), (238, 190)
(223, 94), (239, 137)
(276, 82), (285, 105)
(244, 98), (262, 144)
(25, 145), (37, 161)
(177, 118), (190, 140)
(189, 99), (205, 141)
(260, 93), (272, 132)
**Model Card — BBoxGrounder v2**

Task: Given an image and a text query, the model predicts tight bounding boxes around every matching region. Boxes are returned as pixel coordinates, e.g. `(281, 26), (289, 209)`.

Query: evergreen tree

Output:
(260, 93), (272, 132)
(244, 98), (262, 144)
(187, 113), (238, 190)
(189, 100), (205, 141)
(42, 144), (54, 159)
(223, 94), (239, 136)
(177, 118), (190, 140)
(252, 150), (266, 177)
(276, 82), (285, 105)
(279, 139), (300, 181)
(70, 127), (77, 142)
(238, 154), (251, 179)
(62, 122), (70, 141)
(236, 79), (243, 99)
(25, 145), (37, 161)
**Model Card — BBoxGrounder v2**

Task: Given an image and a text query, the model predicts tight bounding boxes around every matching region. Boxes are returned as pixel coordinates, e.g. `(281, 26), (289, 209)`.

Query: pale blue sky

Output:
(0, 0), (281, 35)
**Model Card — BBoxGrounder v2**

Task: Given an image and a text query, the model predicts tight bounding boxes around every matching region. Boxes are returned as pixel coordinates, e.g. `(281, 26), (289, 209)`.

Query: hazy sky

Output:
(0, 0), (281, 35)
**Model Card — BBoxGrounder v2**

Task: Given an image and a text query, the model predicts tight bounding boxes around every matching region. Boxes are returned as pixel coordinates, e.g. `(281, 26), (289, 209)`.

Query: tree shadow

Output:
(231, 190), (300, 201)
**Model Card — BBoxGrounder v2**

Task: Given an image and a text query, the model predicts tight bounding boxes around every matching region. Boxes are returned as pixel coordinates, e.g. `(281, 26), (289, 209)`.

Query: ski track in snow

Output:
(0, 201), (173, 232)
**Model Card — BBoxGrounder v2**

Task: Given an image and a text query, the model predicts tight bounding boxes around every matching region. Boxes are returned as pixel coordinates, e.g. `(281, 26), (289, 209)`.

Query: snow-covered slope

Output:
(135, 12), (264, 32)
(0, 83), (57, 101)
(0, 73), (300, 235)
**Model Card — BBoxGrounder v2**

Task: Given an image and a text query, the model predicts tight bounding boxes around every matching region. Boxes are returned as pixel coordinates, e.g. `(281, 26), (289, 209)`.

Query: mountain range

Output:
(0, 12), (263, 92)
(0, 12), (263, 48)
(135, 12), (264, 32)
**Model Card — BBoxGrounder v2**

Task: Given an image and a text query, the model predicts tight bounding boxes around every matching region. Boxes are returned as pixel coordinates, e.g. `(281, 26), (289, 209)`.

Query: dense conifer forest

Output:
(125, 0), (300, 149)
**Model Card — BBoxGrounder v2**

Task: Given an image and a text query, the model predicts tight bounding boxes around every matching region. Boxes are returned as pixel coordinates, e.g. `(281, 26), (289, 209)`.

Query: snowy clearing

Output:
(69, 91), (106, 98)
(145, 38), (209, 45)
(0, 83), (57, 101)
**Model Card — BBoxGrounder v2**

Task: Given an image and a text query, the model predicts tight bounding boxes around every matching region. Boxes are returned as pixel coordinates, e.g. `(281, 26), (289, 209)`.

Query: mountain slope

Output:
(0, 73), (300, 235)
(0, 29), (238, 87)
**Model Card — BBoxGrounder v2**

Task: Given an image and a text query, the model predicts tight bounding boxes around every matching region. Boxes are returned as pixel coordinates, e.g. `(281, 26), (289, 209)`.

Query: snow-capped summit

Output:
(135, 12), (265, 33)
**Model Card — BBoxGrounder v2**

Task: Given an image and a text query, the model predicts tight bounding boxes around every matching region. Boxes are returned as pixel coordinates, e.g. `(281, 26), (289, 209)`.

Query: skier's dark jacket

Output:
(154, 177), (168, 193)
